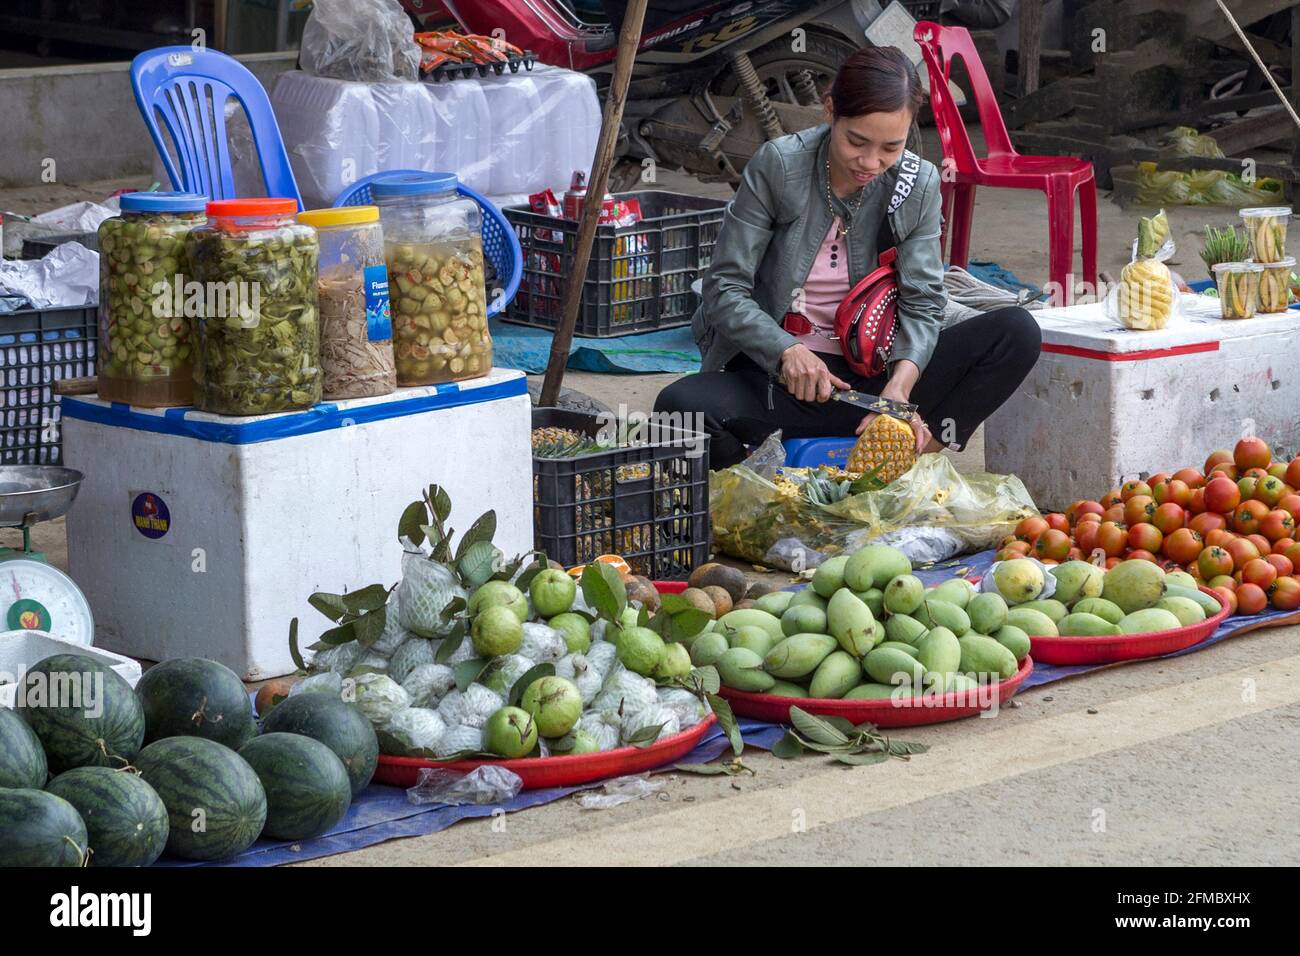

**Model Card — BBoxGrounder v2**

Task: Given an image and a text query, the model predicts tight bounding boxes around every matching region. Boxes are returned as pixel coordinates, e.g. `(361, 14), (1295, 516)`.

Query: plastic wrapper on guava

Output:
(482, 655), (538, 696)
(377, 707), (447, 758)
(872, 526), (968, 566)
(519, 622), (568, 663)
(443, 634), (478, 665)
(407, 765), (523, 806)
(592, 667), (659, 715)
(575, 774), (664, 810)
(299, 0), (420, 83)
(397, 552), (468, 637)
(388, 637), (438, 684)
(400, 663), (457, 708)
(711, 442), (1038, 572)
(555, 653), (603, 705)
(621, 704), (681, 744)
(310, 640), (363, 675)
(354, 651), (391, 673)
(370, 598), (411, 657)
(290, 671), (345, 699)
(437, 685), (505, 730)
(978, 557), (1059, 601)
(576, 710), (623, 752)
(432, 723), (486, 759)
(585, 641), (618, 676)
(589, 619), (609, 645)
(351, 673), (411, 725)
(656, 687), (709, 729)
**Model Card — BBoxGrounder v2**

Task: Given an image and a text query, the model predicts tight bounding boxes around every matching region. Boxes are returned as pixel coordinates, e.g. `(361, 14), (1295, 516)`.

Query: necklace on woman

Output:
(826, 157), (866, 239)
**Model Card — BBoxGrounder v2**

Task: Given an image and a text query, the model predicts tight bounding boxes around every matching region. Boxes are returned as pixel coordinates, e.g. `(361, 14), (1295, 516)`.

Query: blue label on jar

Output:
(364, 264), (392, 341)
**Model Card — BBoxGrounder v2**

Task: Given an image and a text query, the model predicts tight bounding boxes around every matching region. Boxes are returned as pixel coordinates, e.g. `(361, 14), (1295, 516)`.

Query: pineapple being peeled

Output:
(847, 414), (917, 484)
(1116, 210), (1176, 330)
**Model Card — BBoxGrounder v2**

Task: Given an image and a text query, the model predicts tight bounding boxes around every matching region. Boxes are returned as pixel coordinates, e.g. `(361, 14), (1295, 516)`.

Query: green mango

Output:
(942, 672), (980, 694)
(808, 651), (864, 699)
(1161, 585), (1223, 618)
(811, 555), (851, 598)
(729, 625), (778, 658)
(689, 631), (730, 667)
(788, 590), (829, 612)
(929, 578), (976, 609)
(845, 682), (914, 701)
(844, 545), (912, 591)
(1117, 608), (1182, 635)
(766, 679), (812, 698)
(967, 592), (1009, 635)
(1005, 607), (1059, 637)
(883, 575), (925, 615)
(1072, 597), (1124, 625)
(1164, 570), (1198, 591)
(781, 603), (827, 637)
(1101, 560), (1167, 614)
(859, 588), (885, 619)
(957, 634), (1018, 681)
(1058, 612), (1121, 637)
(763, 633), (838, 679)
(876, 641), (921, 658)
(753, 590), (795, 618)
(716, 608), (784, 643)
(1049, 560), (1105, 606)
(1019, 599), (1068, 624)
(827, 588), (875, 657)
(863, 646), (926, 686)
(992, 624), (1032, 660)
(884, 613), (929, 647)
(916, 626), (962, 678)
(913, 600), (971, 637)
(716, 647), (775, 692)
(1155, 596), (1206, 627)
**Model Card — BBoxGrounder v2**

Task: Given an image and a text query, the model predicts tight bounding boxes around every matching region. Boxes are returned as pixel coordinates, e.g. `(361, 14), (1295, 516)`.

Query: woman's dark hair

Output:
(828, 46), (924, 119)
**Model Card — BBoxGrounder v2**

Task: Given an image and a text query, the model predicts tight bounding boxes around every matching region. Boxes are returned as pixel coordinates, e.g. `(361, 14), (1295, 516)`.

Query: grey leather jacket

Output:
(693, 124), (948, 378)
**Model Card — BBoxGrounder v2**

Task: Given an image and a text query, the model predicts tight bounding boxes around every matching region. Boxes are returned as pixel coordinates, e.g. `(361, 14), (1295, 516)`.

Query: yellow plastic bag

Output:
(1135, 129), (1284, 207)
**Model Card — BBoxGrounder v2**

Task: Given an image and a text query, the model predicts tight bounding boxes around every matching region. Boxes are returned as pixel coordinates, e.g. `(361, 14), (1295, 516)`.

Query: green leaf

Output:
(432, 530), (454, 564)
(341, 584), (390, 615)
(648, 612), (671, 638)
(308, 591), (349, 623)
(317, 622), (357, 646)
(673, 759), (755, 776)
(435, 620), (466, 663)
(626, 723), (666, 748)
(659, 594), (690, 615)
(580, 563), (627, 623)
(853, 720), (882, 736)
(790, 736), (856, 755)
(352, 608), (387, 647)
(433, 486), (453, 523)
(789, 707), (851, 747)
(455, 510), (498, 563)
(458, 541), (502, 589)
(693, 665), (721, 695)
(770, 732), (805, 760)
(670, 608), (713, 642)
(834, 751), (890, 766)
(453, 658), (490, 693)
(707, 692), (744, 756)
(398, 501), (427, 547)
(439, 596), (467, 624)
(637, 605), (651, 627)
(512, 553), (550, 592)
(508, 662), (556, 707)
(288, 618), (306, 672)
(888, 739), (930, 756)
(820, 715), (860, 738)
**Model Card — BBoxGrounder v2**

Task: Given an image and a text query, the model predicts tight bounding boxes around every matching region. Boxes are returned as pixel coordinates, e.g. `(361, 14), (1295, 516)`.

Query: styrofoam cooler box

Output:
(985, 295), (1300, 511)
(0, 630), (142, 709)
(62, 369), (532, 680)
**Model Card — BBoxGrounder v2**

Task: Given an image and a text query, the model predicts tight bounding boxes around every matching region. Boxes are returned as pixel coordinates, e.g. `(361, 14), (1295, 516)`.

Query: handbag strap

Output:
(876, 148), (922, 267)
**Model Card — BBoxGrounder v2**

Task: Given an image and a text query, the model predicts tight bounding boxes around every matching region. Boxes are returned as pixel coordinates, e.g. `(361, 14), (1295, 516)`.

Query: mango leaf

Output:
(453, 658), (490, 693)
(659, 594), (690, 615)
(790, 736), (856, 755)
(707, 692), (743, 756)
(435, 620), (466, 663)
(398, 501), (427, 547)
(834, 751), (890, 766)
(455, 510), (498, 563)
(288, 618), (306, 672)
(853, 720), (882, 736)
(673, 759), (754, 776)
(439, 596), (467, 624)
(671, 608), (713, 642)
(626, 723), (667, 748)
(512, 553), (550, 591)
(432, 486), (453, 523)
(770, 732), (805, 760)
(352, 608), (387, 647)
(693, 665), (721, 695)
(508, 662), (556, 707)
(458, 541), (502, 589)
(317, 622), (357, 646)
(820, 715), (859, 738)
(789, 707), (850, 747)
(308, 591), (349, 623)
(342, 584), (390, 615)
(888, 739), (929, 756)
(580, 563), (627, 623)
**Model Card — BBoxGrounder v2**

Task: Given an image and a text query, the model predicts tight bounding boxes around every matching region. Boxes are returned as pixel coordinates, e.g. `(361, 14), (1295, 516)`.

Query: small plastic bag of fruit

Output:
(1108, 210), (1181, 331)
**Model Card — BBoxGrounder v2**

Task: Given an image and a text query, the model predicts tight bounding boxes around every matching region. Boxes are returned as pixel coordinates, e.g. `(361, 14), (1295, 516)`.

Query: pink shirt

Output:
(793, 219), (851, 355)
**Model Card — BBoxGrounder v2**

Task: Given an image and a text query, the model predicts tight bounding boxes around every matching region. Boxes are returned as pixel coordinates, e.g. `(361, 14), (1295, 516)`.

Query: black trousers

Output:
(656, 305), (1042, 469)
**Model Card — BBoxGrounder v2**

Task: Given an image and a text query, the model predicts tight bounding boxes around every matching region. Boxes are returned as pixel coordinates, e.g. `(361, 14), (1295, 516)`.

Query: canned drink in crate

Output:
(563, 170), (589, 221)
(605, 198), (649, 324)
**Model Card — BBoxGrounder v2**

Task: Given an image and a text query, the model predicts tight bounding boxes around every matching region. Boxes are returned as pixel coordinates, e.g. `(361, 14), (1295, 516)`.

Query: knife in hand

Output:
(830, 389), (918, 419)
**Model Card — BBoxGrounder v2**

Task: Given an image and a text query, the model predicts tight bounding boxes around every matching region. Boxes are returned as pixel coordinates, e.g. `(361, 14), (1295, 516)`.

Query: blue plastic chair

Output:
(334, 171), (523, 319)
(130, 46), (303, 209)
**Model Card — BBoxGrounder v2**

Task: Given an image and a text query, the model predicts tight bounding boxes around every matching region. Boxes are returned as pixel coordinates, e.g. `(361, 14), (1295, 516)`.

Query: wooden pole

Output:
(1291, 3), (1300, 168)
(538, 0), (650, 408)
(1018, 0), (1043, 97)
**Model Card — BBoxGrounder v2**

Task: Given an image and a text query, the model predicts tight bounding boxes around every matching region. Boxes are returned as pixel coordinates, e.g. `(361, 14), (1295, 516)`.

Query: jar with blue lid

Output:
(371, 172), (490, 386)
(97, 191), (207, 407)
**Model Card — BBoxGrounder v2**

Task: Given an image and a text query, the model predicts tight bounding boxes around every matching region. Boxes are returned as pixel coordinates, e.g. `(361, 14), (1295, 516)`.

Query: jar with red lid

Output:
(185, 198), (321, 415)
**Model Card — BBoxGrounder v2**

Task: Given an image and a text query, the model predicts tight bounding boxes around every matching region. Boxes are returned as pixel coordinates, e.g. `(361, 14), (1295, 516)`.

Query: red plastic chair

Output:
(914, 21), (1097, 297)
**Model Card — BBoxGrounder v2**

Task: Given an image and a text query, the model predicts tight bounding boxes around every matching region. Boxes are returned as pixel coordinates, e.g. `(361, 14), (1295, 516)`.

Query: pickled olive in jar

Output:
(96, 192), (207, 407)
(186, 199), (322, 415)
(384, 240), (490, 385)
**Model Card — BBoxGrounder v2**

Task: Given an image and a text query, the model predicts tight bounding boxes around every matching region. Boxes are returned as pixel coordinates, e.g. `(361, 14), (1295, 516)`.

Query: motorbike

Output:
(399, 0), (932, 188)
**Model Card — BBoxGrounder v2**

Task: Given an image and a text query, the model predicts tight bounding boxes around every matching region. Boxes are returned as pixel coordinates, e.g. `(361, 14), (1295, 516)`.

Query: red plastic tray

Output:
(373, 715), (716, 789)
(1026, 587), (1230, 665)
(718, 656), (1033, 728)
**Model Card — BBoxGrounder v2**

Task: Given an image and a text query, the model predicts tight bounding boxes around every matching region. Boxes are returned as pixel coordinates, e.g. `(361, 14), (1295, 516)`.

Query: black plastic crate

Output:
(532, 407), (710, 581)
(21, 231), (99, 260)
(504, 191), (726, 337)
(0, 305), (97, 465)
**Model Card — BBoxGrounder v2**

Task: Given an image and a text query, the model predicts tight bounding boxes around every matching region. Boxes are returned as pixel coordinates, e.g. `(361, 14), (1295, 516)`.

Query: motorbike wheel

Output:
(712, 28), (857, 106)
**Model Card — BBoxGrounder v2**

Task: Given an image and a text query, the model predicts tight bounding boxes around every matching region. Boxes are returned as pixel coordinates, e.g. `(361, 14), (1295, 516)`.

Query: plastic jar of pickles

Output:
(97, 192), (207, 406)
(297, 206), (396, 399)
(1239, 206), (1291, 263)
(371, 172), (491, 386)
(186, 199), (321, 416)
(1248, 256), (1295, 314)
(1211, 261), (1263, 320)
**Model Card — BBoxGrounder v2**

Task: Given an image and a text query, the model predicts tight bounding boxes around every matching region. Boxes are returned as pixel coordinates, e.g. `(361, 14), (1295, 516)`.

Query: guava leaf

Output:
(308, 591), (349, 623)
(453, 658), (490, 693)
(435, 620), (467, 663)
(637, 605), (651, 627)
(707, 692), (743, 756)
(834, 751), (890, 766)
(693, 665), (721, 696)
(439, 596), (467, 623)
(430, 485), (452, 523)
(342, 584), (390, 615)
(789, 707), (850, 747)
(288, 618), (306, 672)
(455, 510), (497, 563)
(627, 723), (667, 748)
(458, 542), (502, 589)
(888, 739), (929, 756)
(672, 760), (753, 776)
(317, 622), (357, 646)
(508, 662), (556, 707)
(670, 608), (712, 642)
(820, 715), (859, 738)
(770, 731), (805, 760)
(398, 501), (427, 547)
(659, 594), (690, 615)
(580, 563), (627, 623)
(352, 607), (387, 647)
(853, 720), (882, 736)
(648, 613), (671, 638)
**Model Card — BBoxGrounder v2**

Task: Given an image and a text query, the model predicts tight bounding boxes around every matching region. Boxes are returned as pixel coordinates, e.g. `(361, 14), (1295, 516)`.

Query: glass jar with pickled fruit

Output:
(297, 206), (396, 400)
(96, 192), (207, 406)
(186, 199), (321, 416)
(371, 172), (491, 386)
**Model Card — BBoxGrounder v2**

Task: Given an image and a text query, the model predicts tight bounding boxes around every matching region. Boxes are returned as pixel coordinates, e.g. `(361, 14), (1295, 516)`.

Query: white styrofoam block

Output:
(63, 369), (532, 680)
(0, 630), (142, 709)
(985, 299), (1300, 510)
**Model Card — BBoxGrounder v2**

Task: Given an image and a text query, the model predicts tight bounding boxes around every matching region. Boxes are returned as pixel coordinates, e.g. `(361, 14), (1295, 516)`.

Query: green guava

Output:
(469, 581), (529, 622)
(529, 569), (576, 618)
(548, 612), (591, 654)
(617, 626), (666, 677)
(520, 676), (583, 738)
(471, 604), (524, 657)
(654, 642), (692, 680)
(483, 706), (538, 758)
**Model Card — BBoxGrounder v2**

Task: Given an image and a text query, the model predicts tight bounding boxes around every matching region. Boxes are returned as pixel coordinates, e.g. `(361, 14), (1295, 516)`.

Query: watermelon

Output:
(238, 733), (352, 840)
(135, 658), (257, 748)
(0, 705), (47, 789)
(135, 737), (266, 861)
(260, 694), (378, 795)
(16, 654), (145, 775)
(45, 767), (169, 867)
(0, 789), (87, 866)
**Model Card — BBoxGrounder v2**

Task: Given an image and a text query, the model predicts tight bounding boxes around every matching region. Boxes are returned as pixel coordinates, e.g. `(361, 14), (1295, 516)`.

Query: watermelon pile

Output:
(1, 653), (368, 866)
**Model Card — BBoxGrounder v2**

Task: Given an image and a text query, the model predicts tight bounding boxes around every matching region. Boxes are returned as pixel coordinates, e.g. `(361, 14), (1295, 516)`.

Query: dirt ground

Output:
(3, 127), (1297, 867)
